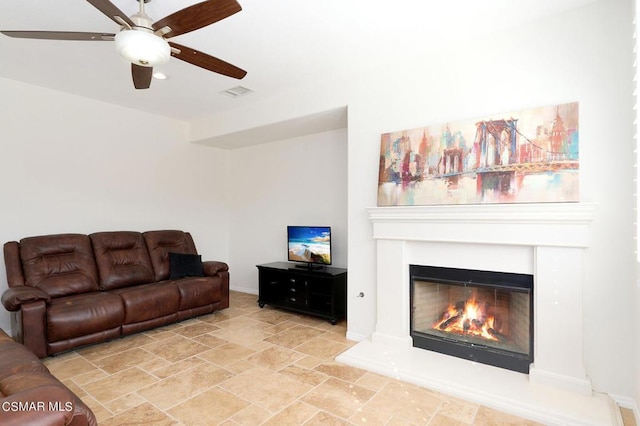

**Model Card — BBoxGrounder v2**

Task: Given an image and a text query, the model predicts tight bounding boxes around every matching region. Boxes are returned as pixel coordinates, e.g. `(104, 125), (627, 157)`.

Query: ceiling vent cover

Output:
(220, 85), (253, 98)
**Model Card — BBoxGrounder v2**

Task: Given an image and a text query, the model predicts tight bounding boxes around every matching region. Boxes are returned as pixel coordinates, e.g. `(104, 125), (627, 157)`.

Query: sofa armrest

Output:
(202, 261), (229, 276)
(1, 287), (51, 312)
(3, 242), (25, 287)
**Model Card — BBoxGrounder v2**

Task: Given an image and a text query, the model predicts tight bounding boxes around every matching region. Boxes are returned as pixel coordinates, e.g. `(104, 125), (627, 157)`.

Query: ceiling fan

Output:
(1, 0), (247, 89)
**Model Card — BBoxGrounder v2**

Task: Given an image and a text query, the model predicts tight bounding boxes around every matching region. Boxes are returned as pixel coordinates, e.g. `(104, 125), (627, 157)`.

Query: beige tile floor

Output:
(42, 291), (634, 425)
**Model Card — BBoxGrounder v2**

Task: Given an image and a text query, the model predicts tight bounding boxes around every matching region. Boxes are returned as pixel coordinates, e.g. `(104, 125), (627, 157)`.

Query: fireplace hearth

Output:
(410, 265), (533, 373)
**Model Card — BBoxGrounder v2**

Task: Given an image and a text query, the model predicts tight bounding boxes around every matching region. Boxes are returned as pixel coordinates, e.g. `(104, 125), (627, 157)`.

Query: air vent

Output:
(220, 85), (253, 98)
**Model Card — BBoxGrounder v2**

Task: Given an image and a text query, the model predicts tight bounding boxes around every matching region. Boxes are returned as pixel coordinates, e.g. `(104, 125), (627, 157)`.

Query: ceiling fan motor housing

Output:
(115, 28), (170, 66)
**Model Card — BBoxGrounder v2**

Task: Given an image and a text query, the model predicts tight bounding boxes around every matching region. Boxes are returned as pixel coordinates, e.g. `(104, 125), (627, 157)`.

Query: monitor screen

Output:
(287, 226), (332, 265)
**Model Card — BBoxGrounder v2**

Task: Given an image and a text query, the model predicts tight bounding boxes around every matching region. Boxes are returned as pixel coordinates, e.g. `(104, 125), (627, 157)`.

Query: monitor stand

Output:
(293, 263), (324, 271)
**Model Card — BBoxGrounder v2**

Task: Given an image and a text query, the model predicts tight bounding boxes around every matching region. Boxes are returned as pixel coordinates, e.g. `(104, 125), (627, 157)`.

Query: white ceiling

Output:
(0, 0), (597, 122)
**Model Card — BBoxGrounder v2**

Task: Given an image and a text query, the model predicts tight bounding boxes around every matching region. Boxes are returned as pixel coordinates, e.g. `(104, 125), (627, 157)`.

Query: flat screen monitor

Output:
(287, 226), (332, 267)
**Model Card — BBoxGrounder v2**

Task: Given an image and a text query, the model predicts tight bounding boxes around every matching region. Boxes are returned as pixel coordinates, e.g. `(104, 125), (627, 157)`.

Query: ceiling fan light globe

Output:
(114, 30), (170, 67)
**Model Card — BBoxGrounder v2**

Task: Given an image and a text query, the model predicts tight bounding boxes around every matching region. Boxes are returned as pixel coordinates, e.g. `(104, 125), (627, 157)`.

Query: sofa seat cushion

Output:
(112, 282), (180, 324)
(47, 293), (124, 343)
(174, 277), (221, 311)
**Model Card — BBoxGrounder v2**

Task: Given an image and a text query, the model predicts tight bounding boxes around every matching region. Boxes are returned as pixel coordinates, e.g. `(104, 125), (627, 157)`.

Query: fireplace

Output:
(410, 265), (533, 373)
(335, 204), (620, 424)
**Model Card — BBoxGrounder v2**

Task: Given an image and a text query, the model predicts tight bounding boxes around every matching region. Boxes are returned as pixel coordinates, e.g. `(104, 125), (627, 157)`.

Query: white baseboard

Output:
(230, 285), (257, 295)
(345, 330), (368, 342)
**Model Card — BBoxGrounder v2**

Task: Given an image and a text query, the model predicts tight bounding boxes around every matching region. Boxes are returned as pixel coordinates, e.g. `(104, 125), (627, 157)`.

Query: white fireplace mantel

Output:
(337, 202), (622, 425)
(367, 202), (596, 247)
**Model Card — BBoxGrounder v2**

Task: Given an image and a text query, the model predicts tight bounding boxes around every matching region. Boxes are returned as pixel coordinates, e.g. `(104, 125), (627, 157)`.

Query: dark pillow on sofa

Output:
(169, 252), (204, 279)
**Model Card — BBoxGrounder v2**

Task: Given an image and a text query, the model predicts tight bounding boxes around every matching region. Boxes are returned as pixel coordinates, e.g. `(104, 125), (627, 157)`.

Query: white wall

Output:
(226, 129), (348, 294)
(190, 0), (635, 401)
(0, 77), (231, 332)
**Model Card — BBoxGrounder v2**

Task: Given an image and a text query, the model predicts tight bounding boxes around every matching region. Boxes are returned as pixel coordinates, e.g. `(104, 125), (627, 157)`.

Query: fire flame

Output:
(432, 298), (499, 341)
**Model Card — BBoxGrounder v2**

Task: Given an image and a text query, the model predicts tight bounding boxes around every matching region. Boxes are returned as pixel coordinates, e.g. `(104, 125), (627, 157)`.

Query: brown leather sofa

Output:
(2, 230), (229, 358)
(0, 329), (97, 425)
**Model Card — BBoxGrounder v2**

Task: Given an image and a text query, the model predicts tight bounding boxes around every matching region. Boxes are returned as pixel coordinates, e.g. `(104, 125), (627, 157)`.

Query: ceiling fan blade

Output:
(131, 64), (153, 89)
(1, 30), (114, 41)
(153, 0), (241, 38)
(86, 0), (136, 28)
(169, 42), (246, 79)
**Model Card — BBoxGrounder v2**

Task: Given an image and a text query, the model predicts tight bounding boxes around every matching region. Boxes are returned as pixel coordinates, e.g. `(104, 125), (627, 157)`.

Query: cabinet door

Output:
(308, 279), (333, 313)
(259, 269), (287, 304)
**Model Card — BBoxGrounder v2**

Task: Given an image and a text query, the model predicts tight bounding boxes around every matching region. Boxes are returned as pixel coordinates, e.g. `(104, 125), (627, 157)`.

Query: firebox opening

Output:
(410, 265), (533, 374)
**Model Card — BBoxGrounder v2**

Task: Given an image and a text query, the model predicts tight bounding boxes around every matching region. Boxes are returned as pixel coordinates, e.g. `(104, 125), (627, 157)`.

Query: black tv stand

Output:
(257, 262), (347, 324)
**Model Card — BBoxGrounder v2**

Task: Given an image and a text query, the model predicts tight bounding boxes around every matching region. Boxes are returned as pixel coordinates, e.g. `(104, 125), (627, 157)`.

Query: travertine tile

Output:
(430, 412), (473, 425)
(355, 372), (392, 392)
(438, 396), (479, 424)
(221, 367), (313, 412)
(78, 333), (156, 361)
(147, 355), (206, 379)
(621, 407), (637, 426)
(364, 380), (441, 424)
(92, 347), (157, 374)
(294, 336), (349, 359)
(474, 406), (543, 425)
(142, 334), (210, 362)
(279, 364), (328, 387)
(213, 316), (261, 330)
(302, 377), (376, 419)
(104, 392), (147, 416)
(262, 401), (319, 426)
(314, 360), (368, 382)
(167, 387), (251, 425)
(44, 355), (97, 380)
(211, 326), (274, 346)
(198, 342), (256, 366)
(350, 404), (393, 426)
(138, 363), (233, 410)
(101, 402), (179, 426)
(264, 325), (325, 349)
(247, 345), (305, 370)
(305, 410), (352, 425)
(178, 321), (221, 338)
(295, 354), (325, 369)
(43, 292), (575, 426)
(231, 403), (272, 425)
(191, 332), (228, 349)
(78, 394), (112, 424)
(68, 367), (110, 386)
(249, 308), (299, 325)
(82, 367), (159, 404)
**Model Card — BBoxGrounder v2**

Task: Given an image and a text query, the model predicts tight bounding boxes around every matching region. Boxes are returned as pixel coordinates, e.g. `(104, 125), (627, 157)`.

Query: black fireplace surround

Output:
(410, 265), (534, 374)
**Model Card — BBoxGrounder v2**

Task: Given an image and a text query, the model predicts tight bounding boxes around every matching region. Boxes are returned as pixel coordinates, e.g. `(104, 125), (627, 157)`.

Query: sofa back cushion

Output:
(19, 234), (99, 298)
(90, 232), (155, 290)
(143, 230), (198, 282)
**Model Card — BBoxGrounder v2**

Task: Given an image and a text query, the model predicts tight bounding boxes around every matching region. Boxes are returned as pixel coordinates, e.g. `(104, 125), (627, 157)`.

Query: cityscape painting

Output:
(377, 102), (579, 206)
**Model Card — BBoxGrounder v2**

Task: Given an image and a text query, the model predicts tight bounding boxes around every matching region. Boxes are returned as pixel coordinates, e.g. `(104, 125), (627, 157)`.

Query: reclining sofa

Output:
(2, 230), (229, 358)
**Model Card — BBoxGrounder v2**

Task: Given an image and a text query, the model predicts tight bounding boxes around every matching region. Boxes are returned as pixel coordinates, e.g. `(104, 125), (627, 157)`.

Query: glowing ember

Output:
(432, 298), (500, 341)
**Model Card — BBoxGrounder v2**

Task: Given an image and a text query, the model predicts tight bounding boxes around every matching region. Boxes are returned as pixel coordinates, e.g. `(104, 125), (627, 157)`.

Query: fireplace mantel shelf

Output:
(367, 202), (596, 248)
(368, 202), (596, 225)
